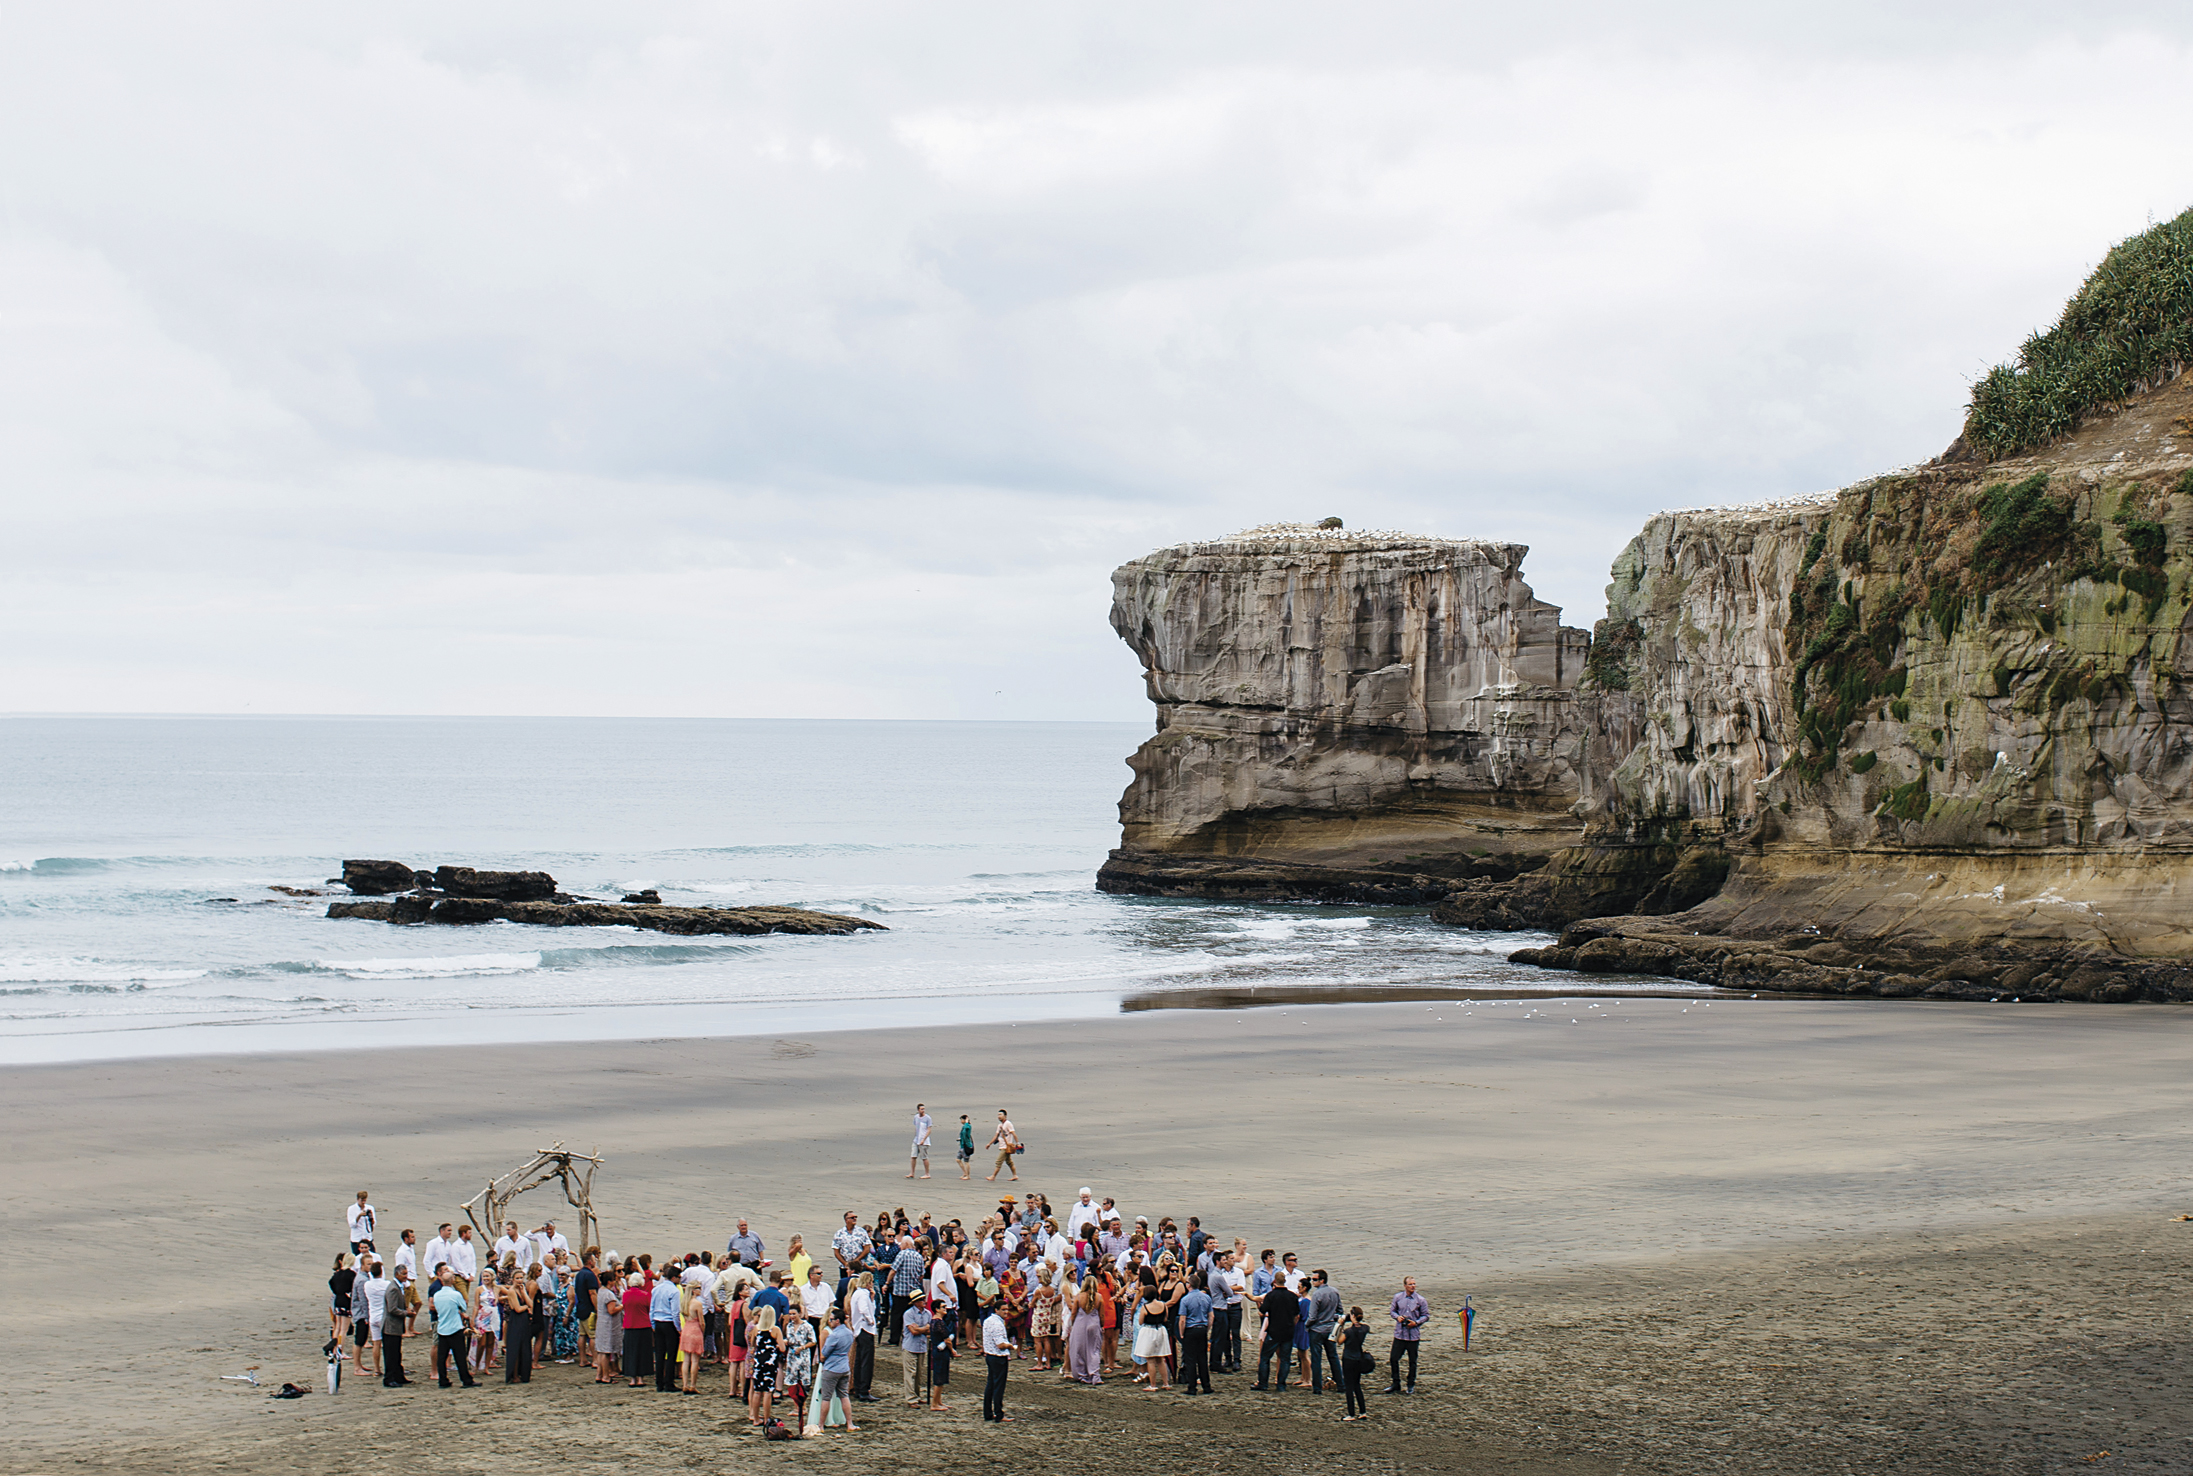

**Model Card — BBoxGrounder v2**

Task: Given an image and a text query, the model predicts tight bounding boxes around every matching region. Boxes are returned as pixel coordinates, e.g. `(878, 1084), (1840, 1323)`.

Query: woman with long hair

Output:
(501, 1263), (535, 1383)
(328, 1252), (355, 1350)
(746, 1305), (785, 1426)
(677, 1280), (705, 1393)
(1095, 1265), (1119, 1375)
(1065, 1277), (1104, 1384)
(725, 1283), (751, 1399)
(1029, 1265), (1061, 1371)
(1338, 1305), (1373, 1421)
(781, 1303), (815, 1423)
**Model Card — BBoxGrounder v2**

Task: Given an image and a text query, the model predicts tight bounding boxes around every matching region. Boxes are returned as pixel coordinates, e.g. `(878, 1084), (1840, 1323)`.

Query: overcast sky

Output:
(5, 3), (2191, 720)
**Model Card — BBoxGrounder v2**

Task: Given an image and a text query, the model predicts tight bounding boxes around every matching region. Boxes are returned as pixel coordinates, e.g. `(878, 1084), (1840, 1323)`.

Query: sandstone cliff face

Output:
(1517, 370), (2193, 1001)
(1099, 525), (1591, 901)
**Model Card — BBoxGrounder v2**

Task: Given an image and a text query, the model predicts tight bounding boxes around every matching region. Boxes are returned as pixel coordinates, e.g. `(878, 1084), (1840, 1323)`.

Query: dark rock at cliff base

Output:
(1097, 849), (1486, 905)
(1502, 914), (2193, 1005)
(327, 897), (882, 937)
(433, 865), (558, 901)
(622, 890), (662, 904)
(342, 859), (421, 895)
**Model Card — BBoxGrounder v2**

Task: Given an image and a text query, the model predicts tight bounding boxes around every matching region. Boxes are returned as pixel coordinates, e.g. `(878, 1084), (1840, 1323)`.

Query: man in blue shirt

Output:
(430, 1270), (476, 1388)
(1177, 1283), (1214, 1395)
(649, 1270), (682, 1392)
(725, 1219), (765, 1271)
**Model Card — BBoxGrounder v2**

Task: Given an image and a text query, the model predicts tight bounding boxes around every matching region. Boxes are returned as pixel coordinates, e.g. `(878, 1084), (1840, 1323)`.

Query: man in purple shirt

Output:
(1385, 1276), (1429, 1393)
(981, 1229), (1012, 1279)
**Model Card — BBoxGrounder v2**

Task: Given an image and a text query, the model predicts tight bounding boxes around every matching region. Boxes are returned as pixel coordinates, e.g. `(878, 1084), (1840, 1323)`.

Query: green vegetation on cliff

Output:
(1961, 206), (2193, 460)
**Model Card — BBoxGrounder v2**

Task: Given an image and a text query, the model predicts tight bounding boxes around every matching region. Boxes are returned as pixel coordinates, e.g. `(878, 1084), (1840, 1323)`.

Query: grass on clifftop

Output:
(1961, 206), (2193, 459)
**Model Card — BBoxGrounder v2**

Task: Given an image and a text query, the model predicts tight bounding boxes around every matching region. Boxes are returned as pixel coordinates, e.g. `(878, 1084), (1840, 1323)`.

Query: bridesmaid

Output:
(501, 1263), (535, 1383)
(1065, 1278), (1105, 1384)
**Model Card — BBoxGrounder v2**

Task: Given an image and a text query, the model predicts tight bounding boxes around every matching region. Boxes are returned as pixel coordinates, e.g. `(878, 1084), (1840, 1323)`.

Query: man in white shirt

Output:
(1042, 1220), (1069, 1267)
(907, 1103), (933, 1180)
(532, 1221), (570, 1263)
(493, 1221), (536, 1271)
(980, 1306), (1014, 1421)
(422, 1224), (455, 1283)
(984, 1109), (1019, 1184)
(1065, 1188), (1101, 1239)
(392, 1228), (418, 1288)
(448, 1224), (479, 1303)
(361, 1260), (391, 1377)
(346, 1191), (375, 1251)
(1219, 1256), (1249, 1372)
(801, 1266), (834, 1330)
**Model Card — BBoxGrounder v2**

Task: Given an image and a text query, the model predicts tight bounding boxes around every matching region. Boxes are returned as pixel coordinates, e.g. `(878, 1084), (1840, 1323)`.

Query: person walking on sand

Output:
(908, 1103), (933, 1179)
(985, 1109), (1020, 1182)
(1385, 1276), (1429, 1394)
(980, 1301), (1014, 1421)
(957, 1114), (975, 1179)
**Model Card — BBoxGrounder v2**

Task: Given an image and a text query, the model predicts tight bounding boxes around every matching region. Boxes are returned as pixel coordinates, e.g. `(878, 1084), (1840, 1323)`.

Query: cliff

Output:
(1515, 369), (2193, 1002)
(1103, 214), (2193, 1001)
(1097, 524), (1592, 902)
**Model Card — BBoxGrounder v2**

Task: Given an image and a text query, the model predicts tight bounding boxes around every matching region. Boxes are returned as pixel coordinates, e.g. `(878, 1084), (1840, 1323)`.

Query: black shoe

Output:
(439, 1380), (452, 1388)
(1251, 1383), (1269, 1391)
(1382, 1385), (1403, 1395)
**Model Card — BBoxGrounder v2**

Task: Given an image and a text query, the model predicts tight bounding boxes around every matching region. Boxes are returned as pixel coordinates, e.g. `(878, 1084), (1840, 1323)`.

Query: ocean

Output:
(0, 716), (1624, 1064)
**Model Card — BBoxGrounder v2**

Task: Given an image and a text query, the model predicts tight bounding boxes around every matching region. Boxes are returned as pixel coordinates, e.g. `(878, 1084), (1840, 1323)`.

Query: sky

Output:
(5, 3), (2192, 721)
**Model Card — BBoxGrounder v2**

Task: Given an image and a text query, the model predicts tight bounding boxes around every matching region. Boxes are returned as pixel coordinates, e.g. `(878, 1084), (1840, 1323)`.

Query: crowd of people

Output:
(325, 1111), (1436, 1437)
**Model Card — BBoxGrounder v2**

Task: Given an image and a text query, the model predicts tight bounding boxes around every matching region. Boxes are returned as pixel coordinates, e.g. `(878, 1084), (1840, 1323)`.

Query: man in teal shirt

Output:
(431, 1270), (476, 1388)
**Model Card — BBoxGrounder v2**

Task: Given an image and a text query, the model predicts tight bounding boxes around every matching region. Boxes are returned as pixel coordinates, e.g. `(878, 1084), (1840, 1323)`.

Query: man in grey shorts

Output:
(908, 1102), (932, 1179)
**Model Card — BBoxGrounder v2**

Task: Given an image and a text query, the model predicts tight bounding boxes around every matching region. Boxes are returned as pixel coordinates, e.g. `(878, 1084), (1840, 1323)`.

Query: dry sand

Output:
(6, 995), (2191, 1473)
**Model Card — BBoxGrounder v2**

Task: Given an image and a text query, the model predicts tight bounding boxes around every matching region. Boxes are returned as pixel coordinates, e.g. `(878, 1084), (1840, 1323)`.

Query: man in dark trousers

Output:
(430, 1269), (477, 1387)
(1254, 1275), (1300, 1390)
(1177, 1278), (1214, 1395)
(980, 1304), (1014, 1421)
(381, 1266), (414, 1386)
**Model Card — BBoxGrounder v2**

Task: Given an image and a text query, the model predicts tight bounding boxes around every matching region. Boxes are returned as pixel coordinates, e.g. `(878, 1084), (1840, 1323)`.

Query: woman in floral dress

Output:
(1029, 1266), (1061, 1370)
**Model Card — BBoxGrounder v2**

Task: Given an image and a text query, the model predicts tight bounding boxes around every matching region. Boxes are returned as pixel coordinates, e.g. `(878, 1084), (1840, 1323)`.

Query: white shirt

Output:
(448, 1238), (478, 1278)
(1065, 1201), (1101, 1238)
(925, 1260), (956, 1301)
(1043, 1230), (1069, 1265)
(912, 1112), (932, 1146)
(493, 1234), (536, 1270)
(347, 1202), (375, 1241)
(681, 1263), (711, 1287)
(1222, 1268), (1248, 1306)
(363, 1275), (389, 1329)
(1282, 1268), (1309, 1292)
(992, 1117), (1016, 1147)
(532, 1230), (569, 1261)
(801, 1282), (832, 1318)
(848, 1287), (876, 1336)
(392, 1243), (416, 1279)
(981, 1312), (1012, 1356)
(422, 1236), (453, 1276)
(718, 1263), (760, 1299)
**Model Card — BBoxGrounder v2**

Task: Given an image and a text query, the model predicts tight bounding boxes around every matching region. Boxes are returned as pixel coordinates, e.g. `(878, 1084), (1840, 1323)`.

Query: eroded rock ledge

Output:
(325, 859), (882, 938)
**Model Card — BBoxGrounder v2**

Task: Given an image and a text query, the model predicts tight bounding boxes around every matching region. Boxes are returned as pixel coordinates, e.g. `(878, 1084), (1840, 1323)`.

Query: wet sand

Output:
(6, 996), (2191, 1473)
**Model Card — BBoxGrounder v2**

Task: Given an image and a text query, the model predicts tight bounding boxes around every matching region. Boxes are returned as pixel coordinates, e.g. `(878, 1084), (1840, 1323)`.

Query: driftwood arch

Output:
(461, 1143), (604, 1253)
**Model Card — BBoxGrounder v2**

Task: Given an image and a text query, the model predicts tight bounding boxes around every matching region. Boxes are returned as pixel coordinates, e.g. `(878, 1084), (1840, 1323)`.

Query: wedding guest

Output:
(1305, 1268), (1344, 1394)
(809, 1307), (858, 1433)
(593, 1271), (623, 1383)
(621, 1268), (653, 1387)
(746, 1305), (786, 1426)
(846, 1271), (878, 1401)
(1339, 1305), (1374, 1420)
(650, 1259), (682, 1392)
(431, 1269), (475, 1388)
(1386, 1276), (1429, 1394)
(346, 1190), (375, 1252)
(900, 1297), (931, 1405)
(501, 1262), (535, 1384)
(1255, 1272), (1300, 1391)
(980, 1300), (1014, 1421)
(381, 1266), (414, 1386)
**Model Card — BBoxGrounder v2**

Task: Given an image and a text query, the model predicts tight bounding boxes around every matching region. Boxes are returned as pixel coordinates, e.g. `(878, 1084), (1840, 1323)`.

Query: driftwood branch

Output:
(459, 1142), (606, 1257)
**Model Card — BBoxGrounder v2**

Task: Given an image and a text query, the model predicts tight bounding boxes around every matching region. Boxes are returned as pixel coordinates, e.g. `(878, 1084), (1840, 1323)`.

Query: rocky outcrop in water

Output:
(328, 897), (881, 936)
(1098, 525), (1593, 901)
(328, 860), (883, 937)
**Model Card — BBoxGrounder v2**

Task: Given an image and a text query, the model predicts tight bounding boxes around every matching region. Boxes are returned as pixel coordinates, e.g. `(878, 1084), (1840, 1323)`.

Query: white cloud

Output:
(2, 7), (2191, 716)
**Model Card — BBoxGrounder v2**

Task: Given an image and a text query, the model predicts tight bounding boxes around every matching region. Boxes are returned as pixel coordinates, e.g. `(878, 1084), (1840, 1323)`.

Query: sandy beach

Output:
(7, 995), (2191, 1474)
